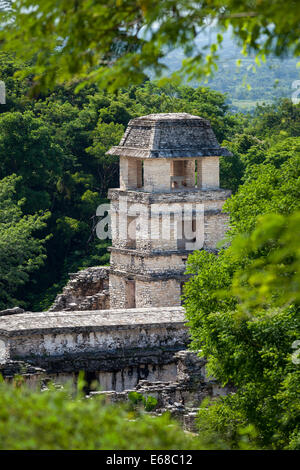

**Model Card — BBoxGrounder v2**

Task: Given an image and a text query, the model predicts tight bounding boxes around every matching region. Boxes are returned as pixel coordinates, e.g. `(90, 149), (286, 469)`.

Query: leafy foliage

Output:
(184, 162), (300, 449)
(0, 1), (299, 91)
(128, 391), (158, 412)
(0, 3), (299, 452)
(229, 212), (300, 312)
(224, 137), (300, 235)
(250, 99), (300, 139)
(0, 174), (49, 309)
(0, 378), (214, 450)
(183, 108), (300, 449)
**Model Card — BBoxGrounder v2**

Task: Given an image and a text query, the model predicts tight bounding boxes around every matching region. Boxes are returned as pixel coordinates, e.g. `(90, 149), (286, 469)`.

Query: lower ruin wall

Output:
(0, 307), (232, 432)
(0, 350), (231, 432)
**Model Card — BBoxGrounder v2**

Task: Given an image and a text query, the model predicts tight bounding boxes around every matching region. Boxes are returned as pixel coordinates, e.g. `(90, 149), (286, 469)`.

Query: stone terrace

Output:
(0, 307), (188, 370)
(0, 307), (186, 336)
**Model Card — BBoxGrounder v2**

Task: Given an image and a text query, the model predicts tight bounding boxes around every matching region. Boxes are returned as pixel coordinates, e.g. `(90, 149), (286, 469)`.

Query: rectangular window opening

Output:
(125, 279), (136, 308)
(127, 215), (136, 249)
(137, 160), (144, 189)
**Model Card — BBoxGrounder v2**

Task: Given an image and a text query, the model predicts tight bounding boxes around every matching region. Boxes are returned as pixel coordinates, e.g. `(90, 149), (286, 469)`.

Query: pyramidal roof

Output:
(132, 113), (204, 121)
(107, 113), (231, 159)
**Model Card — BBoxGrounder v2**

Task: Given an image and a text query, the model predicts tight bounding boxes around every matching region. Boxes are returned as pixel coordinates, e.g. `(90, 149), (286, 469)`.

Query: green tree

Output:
(0, 1), (299, 91)
(0, 110), (67, 213)
(225, 138), (300, 235)
(0, 174), (49, 309)
(0, 52), (32, 113)
(184, 212), (300, 449)
(183, 137), (300, 448)
(250, 99), (300, 140)
(86, 120), (124, 195)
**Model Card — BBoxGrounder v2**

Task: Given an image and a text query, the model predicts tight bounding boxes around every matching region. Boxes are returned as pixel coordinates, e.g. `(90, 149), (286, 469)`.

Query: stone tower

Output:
(107, 113), (231, 309)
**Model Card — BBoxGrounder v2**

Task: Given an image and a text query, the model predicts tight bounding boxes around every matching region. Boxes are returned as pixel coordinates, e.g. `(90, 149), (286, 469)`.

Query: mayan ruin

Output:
(0, 113), (232, 428)
(1, 1), (298, 453)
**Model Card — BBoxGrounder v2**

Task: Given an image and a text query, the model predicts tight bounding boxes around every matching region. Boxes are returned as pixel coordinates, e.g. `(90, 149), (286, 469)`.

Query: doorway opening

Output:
(125, 278), (136, 308)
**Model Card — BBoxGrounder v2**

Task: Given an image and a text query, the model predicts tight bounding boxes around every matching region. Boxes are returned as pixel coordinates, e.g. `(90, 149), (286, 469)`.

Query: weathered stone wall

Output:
(108, 187), (230, 309)
(110, 251), (187, 276)
(49, 266), (110, 312)
(109, 274), (130, 309)
(87, 350), (232, 432)
(0, 360), (46, 388)
(108, 188), (231, 205)
(96, 363), (178, 392)
(0, 307), (187, 361)
(109, 276), (183, 310)
(135, 279), (181, 308)
(204, 212), (229, 249)
(0, 307), (191, 396)
(119, 156), (220, 192)
(109, 188), (230, 253)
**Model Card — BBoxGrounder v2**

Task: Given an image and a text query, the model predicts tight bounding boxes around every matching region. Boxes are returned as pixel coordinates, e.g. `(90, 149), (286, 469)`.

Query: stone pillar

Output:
(197, 157), (219, 189)
(184, 160), (196, 188)
(144, 159), (171, 192)
(120, 157), (142, 189)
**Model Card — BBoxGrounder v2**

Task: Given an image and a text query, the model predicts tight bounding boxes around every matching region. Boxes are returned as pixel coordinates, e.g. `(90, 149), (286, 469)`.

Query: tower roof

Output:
(106, 113), (231, 159)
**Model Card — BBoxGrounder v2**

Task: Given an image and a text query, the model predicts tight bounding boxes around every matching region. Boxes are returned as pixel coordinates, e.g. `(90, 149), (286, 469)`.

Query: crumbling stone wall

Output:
(0, 307), (188, 360)
(49, 266), (110, 311)
(0, 360), (46, 388)
(88, 350), (232, 432)
(0, 349), (231, 432)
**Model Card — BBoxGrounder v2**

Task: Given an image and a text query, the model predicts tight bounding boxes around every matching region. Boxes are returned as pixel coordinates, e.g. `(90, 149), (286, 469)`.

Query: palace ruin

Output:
(0, 113), (232, 428)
